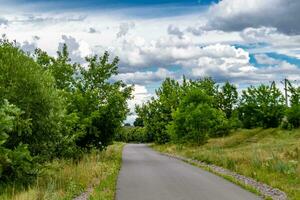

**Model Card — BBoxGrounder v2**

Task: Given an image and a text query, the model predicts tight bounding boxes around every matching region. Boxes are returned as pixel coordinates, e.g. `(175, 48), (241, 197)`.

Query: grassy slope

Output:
(0, 143), (124, 200)
(153, 129), (300, 200)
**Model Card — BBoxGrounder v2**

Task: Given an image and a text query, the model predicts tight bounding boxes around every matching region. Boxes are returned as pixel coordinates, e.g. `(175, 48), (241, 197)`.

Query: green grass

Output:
(0, 143), (125, 200)
(153, 128), (300, 200)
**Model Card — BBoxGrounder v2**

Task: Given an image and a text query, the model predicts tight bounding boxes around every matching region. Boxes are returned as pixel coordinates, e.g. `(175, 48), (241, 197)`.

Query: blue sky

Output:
(0, 0), (300, 123)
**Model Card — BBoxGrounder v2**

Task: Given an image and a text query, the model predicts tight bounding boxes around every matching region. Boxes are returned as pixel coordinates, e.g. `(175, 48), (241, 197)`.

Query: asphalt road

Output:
(116, 144), (261, 200)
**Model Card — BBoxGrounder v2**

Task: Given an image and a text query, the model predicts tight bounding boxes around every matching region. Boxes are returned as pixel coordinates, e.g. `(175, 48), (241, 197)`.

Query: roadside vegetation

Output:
(0, 143), (124, 200)
(153, 129), (300, 199)
(0, 37), (131, 198)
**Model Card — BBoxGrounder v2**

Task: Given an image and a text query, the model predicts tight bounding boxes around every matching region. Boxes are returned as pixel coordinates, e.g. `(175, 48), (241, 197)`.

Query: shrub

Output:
(239, 83), (285, 128)
(0, 100), (37, 186)
(285, 105), (300, 128)
(115, 127), (150, 143)
(168, 88), (229, 144)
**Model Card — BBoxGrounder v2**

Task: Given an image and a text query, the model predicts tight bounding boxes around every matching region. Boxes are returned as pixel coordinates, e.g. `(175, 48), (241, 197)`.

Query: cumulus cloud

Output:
(167, 25), (184, 39)
(186, 26), (203, 36)
(240, 27), (300, 58)
(17, 14), (86, 24)
(254, 54), (279, 65)
(112, 68), (175, 84)
(0, 17), (8, 25)
(20, 40), (38, 54)
(58, 35), (91, 63)
(116, 22), (135, 38)
(88, 27), (97, 33)
(206, 0), (300, 34)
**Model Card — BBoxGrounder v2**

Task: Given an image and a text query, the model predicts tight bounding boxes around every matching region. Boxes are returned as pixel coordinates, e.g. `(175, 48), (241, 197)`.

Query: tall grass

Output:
(153, 128), (300, 199)
(0, 143), (124, 200)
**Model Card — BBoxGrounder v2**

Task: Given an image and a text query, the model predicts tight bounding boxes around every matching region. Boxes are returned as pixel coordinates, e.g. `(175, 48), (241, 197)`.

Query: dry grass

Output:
(153, 128), (300, 200)
(0, 143), (124, 200)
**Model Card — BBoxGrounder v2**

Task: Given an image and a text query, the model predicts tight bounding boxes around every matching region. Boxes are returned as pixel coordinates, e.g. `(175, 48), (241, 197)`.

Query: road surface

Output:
(116, 144), (261, 200)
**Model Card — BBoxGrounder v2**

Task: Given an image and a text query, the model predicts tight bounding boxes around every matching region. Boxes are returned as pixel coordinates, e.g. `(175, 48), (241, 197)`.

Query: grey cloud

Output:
(15, 14), (86, 24)
(0, 17), (8, 25)
(33, 35), (40, 40)
(254, 54), (279, 65)
(167, 25), (184, 39)
(88, 27), (97, 33)
(58, 35), (84, 63)
(186, 26), (203, 36)
(19, 41), (37, 54)
(112, 68), (176, 85)
(206, 0), (300, 35)
(117, 22), (135, 38)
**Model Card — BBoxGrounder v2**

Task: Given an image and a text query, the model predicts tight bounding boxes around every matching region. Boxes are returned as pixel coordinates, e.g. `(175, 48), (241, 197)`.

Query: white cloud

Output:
(112, 68), (175, 84)
(116, 22), (135, 38)
(0, 17), (8, 25)
(58, 35), (91, 63)
(167, 25), (184, 39)
(206, 0), (300, 34)
(88, 27), (97, 33)
(254, 54), (279, 65)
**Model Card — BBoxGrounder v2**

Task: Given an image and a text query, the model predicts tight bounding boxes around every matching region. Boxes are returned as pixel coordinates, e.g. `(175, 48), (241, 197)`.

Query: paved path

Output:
(116, 144), (261, 200)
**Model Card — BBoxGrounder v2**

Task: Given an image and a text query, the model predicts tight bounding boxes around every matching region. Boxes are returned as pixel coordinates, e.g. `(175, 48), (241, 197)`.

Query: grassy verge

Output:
(0, 142), (125, 200)
(152, 128), (300, 200)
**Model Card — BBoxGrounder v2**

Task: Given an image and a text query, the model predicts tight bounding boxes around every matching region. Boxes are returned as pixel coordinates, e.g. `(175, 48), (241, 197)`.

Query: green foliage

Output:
(0, 40), (65, 158)
(136, 78), (182, 144)
(0, 100), (36, 186)
(0, 38), (132, 189)
(218, 81), (238, 119)
(284, 82), (300, 128)
(72, 52), (133, 149)
(133, 117), (144, 127)
(168, 88), (229, 144)
(239, 83), (285, 128)
(115, 127), (150, 143)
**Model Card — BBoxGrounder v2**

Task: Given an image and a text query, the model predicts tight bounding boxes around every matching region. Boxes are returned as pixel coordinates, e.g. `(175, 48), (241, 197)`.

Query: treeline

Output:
(134, 77), (300, 144)
(0, 39), (132, 188)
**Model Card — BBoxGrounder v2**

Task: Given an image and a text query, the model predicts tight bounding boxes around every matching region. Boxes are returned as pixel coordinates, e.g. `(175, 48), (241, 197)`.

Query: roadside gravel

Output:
(162, 153), (288, 200)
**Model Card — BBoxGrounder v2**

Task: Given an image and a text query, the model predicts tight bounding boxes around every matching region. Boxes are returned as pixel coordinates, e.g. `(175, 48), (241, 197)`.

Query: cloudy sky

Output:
(1, 0), (300, 123)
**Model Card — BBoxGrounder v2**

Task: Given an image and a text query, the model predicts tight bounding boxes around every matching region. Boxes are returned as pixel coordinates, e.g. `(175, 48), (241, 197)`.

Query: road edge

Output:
(153, 149), (288, 200)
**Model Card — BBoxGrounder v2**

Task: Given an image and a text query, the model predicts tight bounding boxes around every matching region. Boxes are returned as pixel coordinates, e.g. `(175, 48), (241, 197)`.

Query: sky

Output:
(1, 0), (300, 123)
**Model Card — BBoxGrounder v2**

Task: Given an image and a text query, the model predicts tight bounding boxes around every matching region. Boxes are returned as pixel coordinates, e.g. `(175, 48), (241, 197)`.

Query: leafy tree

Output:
(0, 100), (36, 185)
(0, 39), (65, 158)
(136, 78), (182, 144)
(168, 87), (229, 144)
(34, 44), (76, 91)
(218, 82), (238, 119)
(239, 83), (285, 128)
(72, 52), (133, 149)
(133, 117), (144, 127)
(285, 81), (300, 128)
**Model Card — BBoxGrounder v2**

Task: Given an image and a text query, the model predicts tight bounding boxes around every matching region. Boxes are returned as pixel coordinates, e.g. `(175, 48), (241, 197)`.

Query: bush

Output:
(168, 88), (229, 144)
(0, 40), (65, 158)
(285, 105), (300, 128)
(239, 84), (285, 128)
(115, 127), (150, 143)
(0, 100), (37, 186)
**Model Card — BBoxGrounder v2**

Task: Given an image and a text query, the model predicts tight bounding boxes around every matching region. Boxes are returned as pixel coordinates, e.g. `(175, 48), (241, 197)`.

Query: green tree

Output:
(133, 117), (144, 127)
(0, 39), (65, 158)
(0, 100), (36, 185)
(218, 82), (238, 119)
(136, 78), (182, 144)
(168, 87), (229, 144)
(285, 81), (300, 128)
(73, 52), (133, 149)
(239, 83), (285, 128)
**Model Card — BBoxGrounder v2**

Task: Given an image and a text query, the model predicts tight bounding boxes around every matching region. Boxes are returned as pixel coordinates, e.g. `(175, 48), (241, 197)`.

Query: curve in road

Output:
(116, 144), (261, 200)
